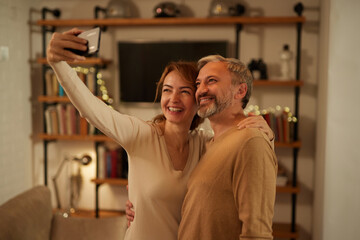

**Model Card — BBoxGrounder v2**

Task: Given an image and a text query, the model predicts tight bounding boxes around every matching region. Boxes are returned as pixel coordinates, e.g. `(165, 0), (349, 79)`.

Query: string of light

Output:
(73, 66), (113, 107)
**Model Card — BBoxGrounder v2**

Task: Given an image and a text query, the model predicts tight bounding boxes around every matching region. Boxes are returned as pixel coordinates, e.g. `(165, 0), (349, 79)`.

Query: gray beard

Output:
(197, 92), (232, 118)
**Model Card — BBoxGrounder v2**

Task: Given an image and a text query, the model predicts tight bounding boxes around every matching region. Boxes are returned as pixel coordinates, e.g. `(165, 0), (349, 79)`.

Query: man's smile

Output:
(198, 96), (214, 106)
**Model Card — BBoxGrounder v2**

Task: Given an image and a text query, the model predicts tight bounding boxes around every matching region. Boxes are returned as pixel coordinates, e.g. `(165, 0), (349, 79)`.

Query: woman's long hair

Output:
(152, 61), (204, 133)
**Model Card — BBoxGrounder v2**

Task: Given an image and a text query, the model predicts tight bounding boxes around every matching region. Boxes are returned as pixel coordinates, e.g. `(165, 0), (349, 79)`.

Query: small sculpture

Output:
(154, 2), (180, 18)
(106, 0), (133, 18)
(248, 59), (268, 80)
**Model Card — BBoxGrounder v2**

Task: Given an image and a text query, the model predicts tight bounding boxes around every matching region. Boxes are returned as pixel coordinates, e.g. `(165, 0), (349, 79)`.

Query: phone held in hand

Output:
(66, 27), (101, 56)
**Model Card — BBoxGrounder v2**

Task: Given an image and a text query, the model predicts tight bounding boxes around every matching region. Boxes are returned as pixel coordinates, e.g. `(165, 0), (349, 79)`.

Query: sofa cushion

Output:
(51, 214), (127, 240)
(0, 185), (53, 240)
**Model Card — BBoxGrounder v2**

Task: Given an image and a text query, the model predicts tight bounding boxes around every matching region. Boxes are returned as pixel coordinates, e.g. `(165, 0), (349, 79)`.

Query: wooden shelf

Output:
(37, 57), (111, 65)
(275, 141), (301, 149)
(273, 223), (298, 239)
(60, 209), (297, 238)
(37, 133), (300, 147)
(91, 178), (299, 193)
(91, 178), (128, 186)
(276, 182), (300, 194)
(253, 80), (304, 87)
(38, 133), (112, 142)
(37, 16), (305, 27)
(38, 96), (71, 103)
(54, 208), (125, 218)
(38, 95), (103, 103)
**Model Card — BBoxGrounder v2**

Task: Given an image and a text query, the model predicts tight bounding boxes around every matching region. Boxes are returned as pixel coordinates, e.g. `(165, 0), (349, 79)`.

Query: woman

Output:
(47, 28), (274, 240)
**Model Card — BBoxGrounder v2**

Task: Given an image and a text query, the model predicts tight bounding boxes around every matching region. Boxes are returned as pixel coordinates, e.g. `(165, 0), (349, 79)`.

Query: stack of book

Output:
(44, 103), (95, 135)
(98, 147), (128, 179)
(44, 68), (96, 97)
(245, 105), (298, 143)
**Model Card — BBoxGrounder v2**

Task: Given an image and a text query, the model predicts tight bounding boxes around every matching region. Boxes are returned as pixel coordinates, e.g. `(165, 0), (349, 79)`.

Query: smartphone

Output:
(66, 27), (101, 56)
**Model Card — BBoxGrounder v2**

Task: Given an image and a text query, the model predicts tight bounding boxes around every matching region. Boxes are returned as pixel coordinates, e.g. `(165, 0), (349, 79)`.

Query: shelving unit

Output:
(37, 16), (305, 27)
(36, 57), (112, 65)
(37, 4), (304, 239)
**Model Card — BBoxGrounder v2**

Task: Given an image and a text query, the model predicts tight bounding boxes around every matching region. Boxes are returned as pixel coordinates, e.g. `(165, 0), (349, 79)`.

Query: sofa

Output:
(0, 186), (127, 240)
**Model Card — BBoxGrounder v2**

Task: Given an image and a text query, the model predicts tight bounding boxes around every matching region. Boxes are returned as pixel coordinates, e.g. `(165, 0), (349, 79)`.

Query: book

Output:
(65, 104), (77, 135)
(50, 107), (59, 135)
(79, 117), (88, 135)
(120, 148), (128, 179)
(45, 70), (53, 96)
(75, 112), (80, 135)
(269, 110), (278, 141)
(105, 151), (112, 178)
(56, 104), (66, 135)
(78, 72), (86, 83)
(44, 107), (53, 134)
(98, 146), (105, 179)
(52, 72), (59, 96)
(88, 124), (95, 135)
(263, 112), (271, 127)
(87, 72), (96, 94)
(276, 115), (283, 143)
(59, 83), (65, 97)
(282, 112), (290, 143)
(110, 149), (119, 178)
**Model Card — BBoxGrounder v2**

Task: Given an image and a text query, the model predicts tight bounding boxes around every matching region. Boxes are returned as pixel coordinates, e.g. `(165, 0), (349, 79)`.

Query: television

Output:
(118, 40), (229, 102)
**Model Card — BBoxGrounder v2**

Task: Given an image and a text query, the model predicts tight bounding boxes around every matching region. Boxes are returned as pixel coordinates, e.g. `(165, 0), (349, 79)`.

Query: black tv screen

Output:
(118, 41), (228, 102)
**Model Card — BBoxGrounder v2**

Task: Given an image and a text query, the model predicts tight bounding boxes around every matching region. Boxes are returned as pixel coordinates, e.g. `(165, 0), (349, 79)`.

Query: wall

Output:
(0, 0), (39, 204)
(313, 0), (330, 238)
(0, 0), (319, 239)
(314, 0), (360, 239)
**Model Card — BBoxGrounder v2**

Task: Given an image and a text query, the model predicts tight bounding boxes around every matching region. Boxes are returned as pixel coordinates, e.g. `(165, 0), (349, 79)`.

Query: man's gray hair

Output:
(198, 55), (253, 109)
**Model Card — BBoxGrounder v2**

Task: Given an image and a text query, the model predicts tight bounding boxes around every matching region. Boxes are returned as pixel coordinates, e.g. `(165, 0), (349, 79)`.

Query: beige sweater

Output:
(52, 62), (209, 240)
(178, 127), (277, 240)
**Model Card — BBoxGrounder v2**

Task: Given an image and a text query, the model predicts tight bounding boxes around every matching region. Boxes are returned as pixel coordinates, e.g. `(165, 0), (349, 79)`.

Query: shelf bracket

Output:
(95, 141), (102, 218)
(233, 3), (245, 59)
(235, 24), (243, 59)
(94, 6), (108, 32)
(293, 2), (303, 139)
(44, 140), (49, 185)
(294, 2), (304, 16)
(41, 7), (61, 186)
(41, 8), (61, 34)
(290, 3), (303, 238)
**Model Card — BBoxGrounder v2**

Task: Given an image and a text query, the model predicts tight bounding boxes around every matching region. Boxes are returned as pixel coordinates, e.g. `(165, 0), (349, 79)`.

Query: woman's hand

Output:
(125, 200), (135, 228)
(47, 28), (87, 64)
(238, 113), (275, 141)
(125, 185), (135, 228)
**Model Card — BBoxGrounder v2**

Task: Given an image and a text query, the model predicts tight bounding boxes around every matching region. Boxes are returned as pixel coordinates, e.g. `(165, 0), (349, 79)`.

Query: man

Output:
(177, 55), (277, 240)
